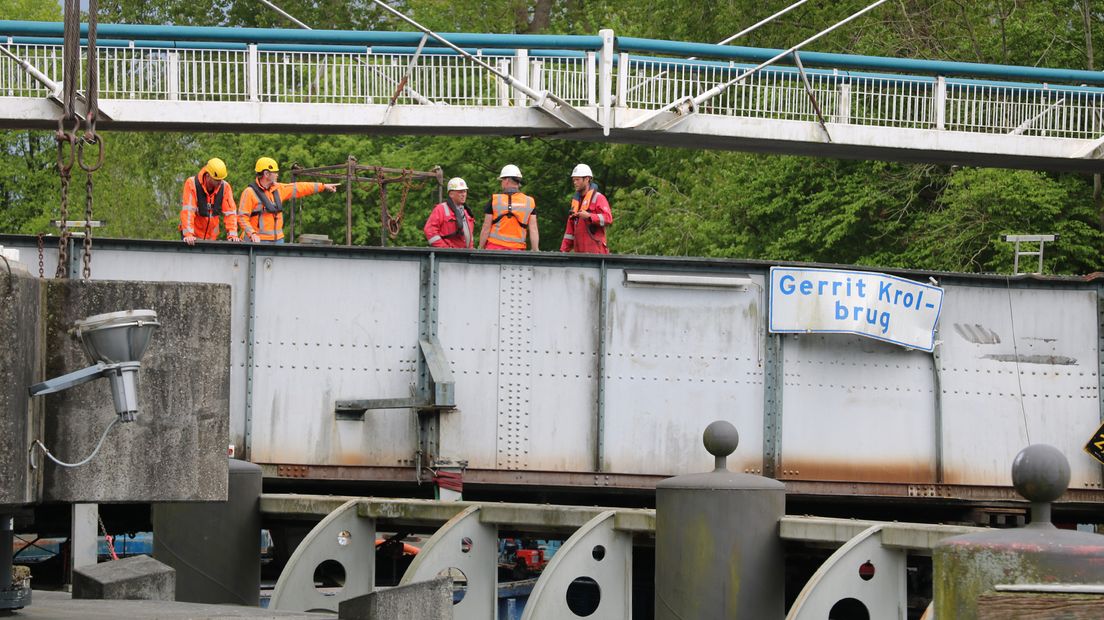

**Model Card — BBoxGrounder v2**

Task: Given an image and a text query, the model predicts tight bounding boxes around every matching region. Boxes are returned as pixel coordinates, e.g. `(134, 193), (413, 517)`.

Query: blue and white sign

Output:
(769, 266), (944, 352)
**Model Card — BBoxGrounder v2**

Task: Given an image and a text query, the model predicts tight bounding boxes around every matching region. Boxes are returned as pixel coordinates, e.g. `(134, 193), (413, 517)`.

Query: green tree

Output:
(3, 0), (1103, 274)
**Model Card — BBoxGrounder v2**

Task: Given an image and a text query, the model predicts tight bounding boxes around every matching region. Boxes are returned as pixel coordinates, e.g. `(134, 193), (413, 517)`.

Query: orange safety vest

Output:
(487, 192), (535, 250)
(246, 182), (284, 242)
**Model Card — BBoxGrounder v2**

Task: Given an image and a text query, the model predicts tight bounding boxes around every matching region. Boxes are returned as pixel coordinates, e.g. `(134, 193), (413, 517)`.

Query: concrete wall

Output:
(0, 262), (43, 508)
(41, 280), (230, 503)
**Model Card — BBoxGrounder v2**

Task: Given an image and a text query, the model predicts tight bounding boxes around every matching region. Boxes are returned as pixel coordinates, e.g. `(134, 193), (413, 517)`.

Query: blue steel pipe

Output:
(625, 55), (1104, 95)
(6, 36), (587, 57)
(616, 36), (1104, 86)
(0, 20), (603, 50)
(5, 19), (1104, 86)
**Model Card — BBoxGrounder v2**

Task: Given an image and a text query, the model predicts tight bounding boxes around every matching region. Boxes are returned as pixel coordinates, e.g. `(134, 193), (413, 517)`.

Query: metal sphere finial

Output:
(703, 420), (739, 459)
(1011, 444), (1070, 504)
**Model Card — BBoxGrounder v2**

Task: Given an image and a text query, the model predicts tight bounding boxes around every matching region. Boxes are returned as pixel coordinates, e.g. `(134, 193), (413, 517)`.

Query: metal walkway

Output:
(4, 20), (1104, 172)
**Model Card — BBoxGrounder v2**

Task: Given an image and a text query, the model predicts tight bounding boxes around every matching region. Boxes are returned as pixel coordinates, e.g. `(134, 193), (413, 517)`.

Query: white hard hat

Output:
(499, 164), (523, 179)
(571, 163), (593, 178)
(447, 177), (468, 191)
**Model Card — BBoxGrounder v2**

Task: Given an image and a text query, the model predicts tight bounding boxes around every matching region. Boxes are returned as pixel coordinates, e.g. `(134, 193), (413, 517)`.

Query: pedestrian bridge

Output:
(3, 20), (1104, 172)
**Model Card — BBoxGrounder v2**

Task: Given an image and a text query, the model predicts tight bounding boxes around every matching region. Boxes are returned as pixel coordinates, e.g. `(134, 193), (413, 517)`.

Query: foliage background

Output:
(1, 0), (1102, 274)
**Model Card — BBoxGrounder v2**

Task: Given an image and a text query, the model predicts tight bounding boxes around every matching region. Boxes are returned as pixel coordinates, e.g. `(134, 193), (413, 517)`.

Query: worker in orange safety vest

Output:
(559, 163), (612, 254)
(478, 164), (539, 251)
(180, 157), (239, 245)
(237, 157), (339, 243)
(424, 177), (475, 248)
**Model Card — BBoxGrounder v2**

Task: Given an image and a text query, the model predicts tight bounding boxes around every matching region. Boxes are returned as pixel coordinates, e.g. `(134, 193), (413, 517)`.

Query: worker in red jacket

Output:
(424, 177), (475, 248)
(559, 164), (612, 254)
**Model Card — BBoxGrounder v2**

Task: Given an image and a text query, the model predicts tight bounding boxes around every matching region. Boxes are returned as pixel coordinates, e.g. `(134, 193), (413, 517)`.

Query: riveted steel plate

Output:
(937, 285), (1101, 486)
(779, 333), (937, 483)
(602, 269), (767, 475)
(251, 255), (421, 465)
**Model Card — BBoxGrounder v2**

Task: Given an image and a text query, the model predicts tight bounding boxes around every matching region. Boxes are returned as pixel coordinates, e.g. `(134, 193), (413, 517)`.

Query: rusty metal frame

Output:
(286, 158), (443, 246)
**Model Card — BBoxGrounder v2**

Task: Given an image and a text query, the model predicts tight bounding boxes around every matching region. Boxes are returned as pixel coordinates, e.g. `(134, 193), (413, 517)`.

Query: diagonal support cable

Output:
(628, 0), (889, 132)
(620, 0), (808, 103)
(369, 0), (598, 129)
(792, 51), (832, 142)
(257, 0), (434, 106)
(0, 44), (111, 121)
(382, 34), (428, 124)
(1010, 97), (1064, 136)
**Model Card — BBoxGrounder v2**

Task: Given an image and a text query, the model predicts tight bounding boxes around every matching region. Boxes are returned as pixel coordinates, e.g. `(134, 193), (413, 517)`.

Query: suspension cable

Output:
(77, 0), (104, 280)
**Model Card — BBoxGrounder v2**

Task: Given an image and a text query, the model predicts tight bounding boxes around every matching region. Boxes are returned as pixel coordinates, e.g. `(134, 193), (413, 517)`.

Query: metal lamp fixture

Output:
(28, 309), (160, 421)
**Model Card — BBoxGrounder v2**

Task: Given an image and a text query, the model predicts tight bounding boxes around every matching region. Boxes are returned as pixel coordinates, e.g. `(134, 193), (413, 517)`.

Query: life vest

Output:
(194, 176), (226, 218)
(249, 182), (283, 215)
(571, 188), (596, 217)
(488, 192), (534, 250)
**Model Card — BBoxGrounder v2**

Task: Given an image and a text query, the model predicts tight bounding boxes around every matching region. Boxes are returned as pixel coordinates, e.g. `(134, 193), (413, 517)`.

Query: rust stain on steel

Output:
(954, 323), (1002, 344)
(258, 463), (1104, 506)
(276, 465), (309, 478)
(779, 458), (937, 484)
(982, 354), (1077, 365)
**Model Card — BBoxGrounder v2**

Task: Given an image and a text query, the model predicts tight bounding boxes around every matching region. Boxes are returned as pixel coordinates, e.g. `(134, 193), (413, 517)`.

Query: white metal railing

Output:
(618, 56), (1104, 138)
(3, 40), (1104, 139)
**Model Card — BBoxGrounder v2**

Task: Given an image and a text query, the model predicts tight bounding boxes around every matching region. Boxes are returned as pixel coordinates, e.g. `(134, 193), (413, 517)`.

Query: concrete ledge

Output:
(72, 555), (175, 601)
(338, 577), (453, 620)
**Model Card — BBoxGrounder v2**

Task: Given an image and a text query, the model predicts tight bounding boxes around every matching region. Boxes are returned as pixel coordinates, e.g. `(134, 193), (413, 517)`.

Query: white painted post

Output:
(598, 29), (614, 135)
(513, 48), (529, 107)
(616, 52), (629, 109)
(935, 76), (946, 130)
(530, 60), (543, 95)
(247, 43), (259, 102)
(498, 59), (511, 107)
(166, 51), (180, 101)
(586, 51), (597, 106)
(836, 82), (851, 124)
(71, 503), (98, 579)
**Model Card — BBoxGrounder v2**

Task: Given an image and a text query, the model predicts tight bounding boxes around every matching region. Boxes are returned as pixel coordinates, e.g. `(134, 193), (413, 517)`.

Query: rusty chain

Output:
(36, 233), (45, 279)
(77, 0), (102, 280)
(370, 168), (425, 240)
(54, 128), (75, 278)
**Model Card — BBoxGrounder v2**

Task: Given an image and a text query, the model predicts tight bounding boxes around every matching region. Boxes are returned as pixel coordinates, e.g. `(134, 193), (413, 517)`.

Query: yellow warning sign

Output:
(1085, 420), (1104, 466)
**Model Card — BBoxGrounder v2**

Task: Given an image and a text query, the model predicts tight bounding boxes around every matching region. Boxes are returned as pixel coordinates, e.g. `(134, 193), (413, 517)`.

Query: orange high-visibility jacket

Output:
(238, 181), (325, 242)
(487, 192), (535, 250)
(180, 169), (238, 240)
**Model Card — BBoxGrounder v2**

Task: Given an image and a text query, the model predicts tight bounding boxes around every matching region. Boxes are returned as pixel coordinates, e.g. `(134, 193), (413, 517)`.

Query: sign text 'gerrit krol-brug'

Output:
(769, 267), (945, 352)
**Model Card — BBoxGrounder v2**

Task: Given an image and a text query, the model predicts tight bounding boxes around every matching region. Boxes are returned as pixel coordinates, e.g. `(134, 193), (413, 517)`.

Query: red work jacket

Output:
(560, 186), (612, 254)
(424, 200), (475, 248)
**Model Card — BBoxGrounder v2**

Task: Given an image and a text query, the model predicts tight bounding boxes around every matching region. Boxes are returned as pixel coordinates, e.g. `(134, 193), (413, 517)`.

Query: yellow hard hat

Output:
(255, 157), (279, 173)
(204, 158), (228, 180)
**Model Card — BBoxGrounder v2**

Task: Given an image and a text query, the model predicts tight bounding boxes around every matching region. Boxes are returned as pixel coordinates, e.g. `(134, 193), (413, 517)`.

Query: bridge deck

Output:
(3, 21), (1104, 171)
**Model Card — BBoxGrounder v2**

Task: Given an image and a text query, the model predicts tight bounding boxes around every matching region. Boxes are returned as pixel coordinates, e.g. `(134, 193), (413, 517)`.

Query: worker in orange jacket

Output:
(237, 157), (338, 243)
(478, 164), (539, 251)
(180, 157), (239, 245)
(559, 163), (612, 254)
